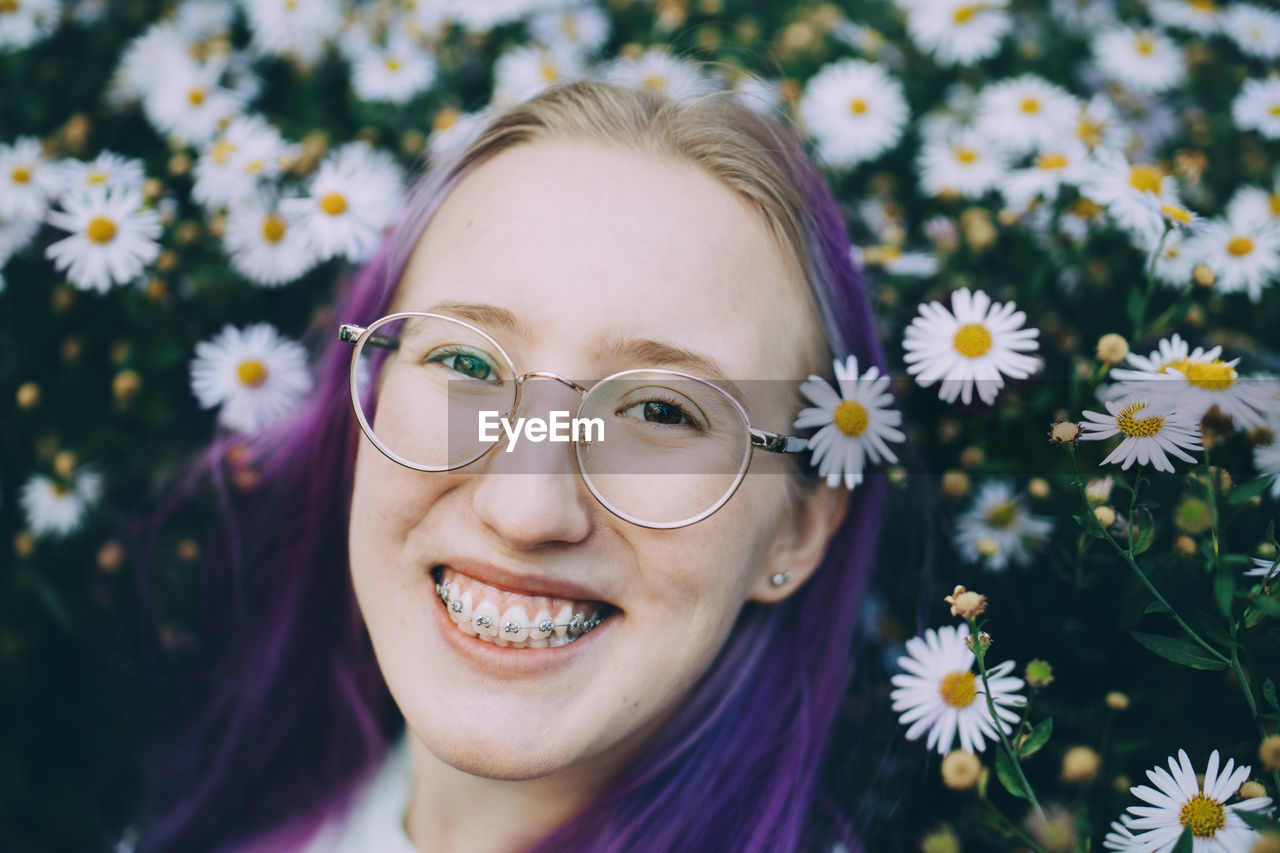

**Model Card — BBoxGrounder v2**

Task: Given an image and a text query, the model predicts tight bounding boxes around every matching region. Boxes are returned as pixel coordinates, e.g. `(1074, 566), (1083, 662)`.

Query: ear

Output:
(748, 483), (850, 603)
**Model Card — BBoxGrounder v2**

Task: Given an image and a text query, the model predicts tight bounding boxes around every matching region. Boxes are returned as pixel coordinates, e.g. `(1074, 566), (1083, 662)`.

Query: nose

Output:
(469, 378), (595, 550)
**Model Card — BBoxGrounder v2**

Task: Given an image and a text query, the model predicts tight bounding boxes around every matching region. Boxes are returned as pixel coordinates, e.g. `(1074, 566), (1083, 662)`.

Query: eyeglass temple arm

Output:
(337, 323), (400, 351)
(749, 428), (808, 454)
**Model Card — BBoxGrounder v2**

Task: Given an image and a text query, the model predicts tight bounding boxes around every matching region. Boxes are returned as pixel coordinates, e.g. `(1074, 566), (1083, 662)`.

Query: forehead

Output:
(393, 139), (822, 381)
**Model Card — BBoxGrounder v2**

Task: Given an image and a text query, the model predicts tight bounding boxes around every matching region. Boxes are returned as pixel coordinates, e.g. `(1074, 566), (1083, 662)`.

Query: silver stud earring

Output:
(770, 571), (794, 587)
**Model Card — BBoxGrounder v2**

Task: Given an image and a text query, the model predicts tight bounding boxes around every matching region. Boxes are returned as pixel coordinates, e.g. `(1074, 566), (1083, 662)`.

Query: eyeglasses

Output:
(337, 312), (809, 529)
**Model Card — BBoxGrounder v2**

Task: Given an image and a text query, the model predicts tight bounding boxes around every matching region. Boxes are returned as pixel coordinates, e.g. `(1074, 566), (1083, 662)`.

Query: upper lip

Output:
(434, 558), (616, 606)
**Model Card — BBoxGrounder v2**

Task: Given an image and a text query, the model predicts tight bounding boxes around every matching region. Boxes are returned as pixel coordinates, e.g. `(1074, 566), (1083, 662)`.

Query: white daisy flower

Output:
(793, 355), (905, 490)
(59, 151), (146, 195)
(445, 0), (550, 33)
(1107, 350), (1270, 432)
(1074, 94), (1132, 152)
(20, 469), (102, 538)
(1256, 433), (1280, 500)
(1079, 148), (1183, 250)
(1102, 817), (1140, 851)
(173, 0), (235, 39)
(918, 129), (1011, 199)
(492, 43), (584, 106)
(0, 136), (61, 222)
(108, 22), (190, 106)
(917, 82), (982, 146)
(1233, 76), (1280, 140)
(351, 34), (438, 105)
(528, 3), (610, 55)
(973, 74), (1079, 157)
(142, 58), (249, 145)
(853, 244), (940, 277)
(598, 48), (713, 101)
(45, 186), (162, 293)
(890, 623), (1025, 755)
(954, 479), (1053, 572)
(1222, 4), (1280, 61)
(281, 142), (403, 263)
(1149, 0), (1221, 35)
(192, 115), (293, 211)
(1080, 397), (1203, 473)
(1226, 181), (1280, 228)
(0, 0), (60, 51)
(1183, 211), (1280, 301)
(0, 210), (40, 262)
(1247, 556), (1280, 578)
(1151, 229), (1199, 287)
(1001, 142), (1090, 212)
(427, 107), (491, 165)
(904, 0), (1011, 66)
(190, 323), (313, 434)
(1049, 0), (1117, 34)
(730, 73), (785, 116)
(1107, 749), (1272, 851)
(1122, 334), (1219, 375)
(798, 59), (908, 170)
(223, 199), (318, 287)
(245, 0), (341, 65)
(1092, 27), (1186, 94)
(903, 288), (1040, 406)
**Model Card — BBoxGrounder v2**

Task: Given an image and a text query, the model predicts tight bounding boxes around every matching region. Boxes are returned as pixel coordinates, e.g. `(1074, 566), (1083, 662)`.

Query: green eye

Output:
(426, 348), (501, 383)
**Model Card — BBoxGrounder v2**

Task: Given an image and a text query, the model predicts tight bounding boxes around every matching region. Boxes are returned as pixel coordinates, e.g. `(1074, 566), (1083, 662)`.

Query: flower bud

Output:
(1048, 421), (1082, 445)
(941, 750), (983, 790)
(1260, 735), (1280, 771)
(1105, 691), (1129, 711)
(16, 382), (39, 410)
(1240, 780), (1267, 800)
(941, 469), (970, 498)
(1095, 333), (1129, 365)
(1085, 476), (1114, 505)
(945, 585), (988, 619)
(1175, 535), (1199, 558)
(964, 631), (992, 654)
(1025, 659), (1054, 689)
(919, 826), (960, 853)
(1059, 745), (1101, 783)
(1093, 505), (1117, 527)
(1028, 477), (1050, 499)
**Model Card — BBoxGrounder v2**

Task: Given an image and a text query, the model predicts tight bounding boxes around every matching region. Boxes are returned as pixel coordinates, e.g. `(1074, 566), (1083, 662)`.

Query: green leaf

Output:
(1251, 595), (1280, 618)
(1264, 678), (1279, 711)
(1171, 824), (1194, 853)
(994, 747), (1029, 800)
(1016, 718), (1053, 759)
(1131, 519), (1156, 556)
(1215, 569), (1235, 620)
(1130, 631), (1228, 671)
(1145, 600), (1171, 615)
(1073, 515), (1106, 538)
(1238, 810), (1280, 833)
(1227, 475), (1276, 505)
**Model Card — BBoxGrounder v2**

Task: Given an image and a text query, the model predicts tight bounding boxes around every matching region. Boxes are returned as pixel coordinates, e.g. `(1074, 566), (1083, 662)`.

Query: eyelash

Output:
(615, 393), (706, 432)
(424, 347), (504, 385)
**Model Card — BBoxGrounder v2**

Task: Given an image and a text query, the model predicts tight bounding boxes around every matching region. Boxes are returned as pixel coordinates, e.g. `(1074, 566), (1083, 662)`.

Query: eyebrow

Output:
(424, 301), (748, 402)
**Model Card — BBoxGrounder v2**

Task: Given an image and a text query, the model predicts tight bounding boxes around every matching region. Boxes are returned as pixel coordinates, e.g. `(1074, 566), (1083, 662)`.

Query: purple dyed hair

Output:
(137, 80), (888, 853)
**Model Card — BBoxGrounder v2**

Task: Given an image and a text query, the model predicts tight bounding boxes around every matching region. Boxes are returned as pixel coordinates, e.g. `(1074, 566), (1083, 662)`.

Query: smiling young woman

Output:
(136, 79), (889, 853)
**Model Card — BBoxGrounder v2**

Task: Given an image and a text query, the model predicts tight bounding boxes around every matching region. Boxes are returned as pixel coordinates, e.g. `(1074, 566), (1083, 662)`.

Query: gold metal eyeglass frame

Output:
(337, 311), (809, 529)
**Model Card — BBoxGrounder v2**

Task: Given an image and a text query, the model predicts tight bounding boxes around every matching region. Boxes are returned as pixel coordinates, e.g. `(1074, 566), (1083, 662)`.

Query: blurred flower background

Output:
(2, 0), (1280, 850)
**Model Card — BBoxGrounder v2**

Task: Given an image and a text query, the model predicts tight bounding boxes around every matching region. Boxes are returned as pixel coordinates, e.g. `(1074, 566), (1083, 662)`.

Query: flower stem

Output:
(1067, 450), (1229, 666)
(976, 793), (1051, 853)
(969, 618), (1045, 821)
(1133, 225), (1173, 340)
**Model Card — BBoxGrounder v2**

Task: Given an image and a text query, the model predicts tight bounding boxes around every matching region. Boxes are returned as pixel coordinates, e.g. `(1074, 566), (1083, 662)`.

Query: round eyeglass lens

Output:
(353, 314), (516, 470)
(576, 371), (752, 527)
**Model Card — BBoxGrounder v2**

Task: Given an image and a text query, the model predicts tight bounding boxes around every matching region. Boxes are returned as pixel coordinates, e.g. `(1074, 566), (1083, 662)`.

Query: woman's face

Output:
(349, 139), (843, 786)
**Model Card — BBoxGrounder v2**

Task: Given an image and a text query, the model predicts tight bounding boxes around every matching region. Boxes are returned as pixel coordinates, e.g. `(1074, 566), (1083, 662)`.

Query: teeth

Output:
(530, 608), (553, 641)
(472, 601), (500, 639)
(434, 568), (613, 649)
(553, 603), (573, 638)
(500, 605), (531, 643)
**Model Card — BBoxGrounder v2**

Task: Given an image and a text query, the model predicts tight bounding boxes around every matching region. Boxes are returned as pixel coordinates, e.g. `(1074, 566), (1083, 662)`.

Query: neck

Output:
(401, 731), (605, 853)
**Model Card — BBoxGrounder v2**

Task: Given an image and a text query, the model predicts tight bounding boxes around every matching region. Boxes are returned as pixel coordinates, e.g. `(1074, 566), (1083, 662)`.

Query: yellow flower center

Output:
(1270, 192), (1280, 217)
(955, 146), (979, 164)
(1077, 116), (1105, 147)
(1227, 235), (1254, 256)
(433, 107), (460, 132)
(236, 359), (269, 387)
(260, 214), (287, 244)
(0, 0), (18, 13)
(187, 88), (207, 106)
(11, 166), (31, 184)
(939, 670), (978, 708)
(51, 481), (70, 497)
(984, 500), (1020, 529)
(284, 0), (296, 9)
(86, 171), (107, 184)
(833, 400), (869, 437)
(540, 60), (559, 82)
(1162, 204), (1192, 223)
(1178, 793), (1226, 838)
(641, 73), (667, 92)
(952, 324), (993, 358)
(244, 159), (264, 174)
(1019, 97), (1040, 114)
(1189, 0), (1216, 12)
(1271, 104), (1280, 118)
(211, 140), (236, 166)
(1129, 164), (1163, 194)
(86, 216), (117, 244)
(953, 5), (980, 24)
(560, 13), (578, 39)
(1135, 33), (1156, 55)
(319, 192), (348, 216)
(1115, 401), (1165, 437)
(849, 97), (868, 115)
(1036, 152), (1068, 170)
(1072, 197), (1103, 218)
(385, 57), (402, 72)
(1169, 358), (1237, 391)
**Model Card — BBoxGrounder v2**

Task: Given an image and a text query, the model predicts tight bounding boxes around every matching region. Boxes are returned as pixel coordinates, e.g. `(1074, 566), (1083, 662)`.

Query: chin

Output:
(418, 727), (578, 781)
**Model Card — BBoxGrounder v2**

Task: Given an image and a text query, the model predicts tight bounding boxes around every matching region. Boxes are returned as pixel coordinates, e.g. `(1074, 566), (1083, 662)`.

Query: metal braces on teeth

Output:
(434, 579), (607, 636)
